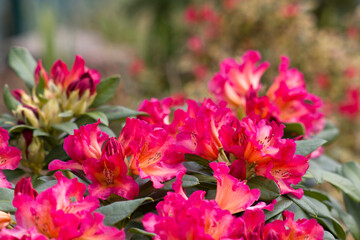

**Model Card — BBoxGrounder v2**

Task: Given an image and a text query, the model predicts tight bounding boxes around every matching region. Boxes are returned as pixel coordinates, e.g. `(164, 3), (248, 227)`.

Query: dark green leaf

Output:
(90, 76), (121, 108)
(44, 144), (69, 164)
(96, 197), (153, 226)
(247, 176), (280, 201)
(283, 122), (305, 138)
(0, 188), (16, 213)
(343, 193), (360, 235)
(185, 154), (211, 167)
(3, 84), (21, 111)
(342, 161), (360, 186)
(264, 196), (292, 221)
(3, 168), (26, 182)
(295, 139), (327, 156)
(322, 171), (360, 202)
(33, 129), (51, 137)
(52, 122), (78, 135)
(129, 228), (155, 238)
(9, 125), (35, 133)
(313, 121), (339, 145)
(162, 174), (199, 190)
(96, 105), (147, 121)
(8, 47), (37, 90)
(98, 125), (116, 138)
(83, 111), (109, 126)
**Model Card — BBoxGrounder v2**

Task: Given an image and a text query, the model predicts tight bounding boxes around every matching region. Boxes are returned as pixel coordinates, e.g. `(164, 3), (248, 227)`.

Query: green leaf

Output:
(129, 228), (155, 238)
(323, 231), (336, 240)
(58, 110), (74, 118)
(0, 188), (16, 213)
(44, 144), (69, 164)
(9, 125), (36, 133)
(162, 174), (199, 190)
(3, 84), (21, 111)
(98, 125), (116, 138)
(96, 197), (153, 226)
(8, 47), (37, 90)
(295, 139), (327, 156)
(343, 194), (360, 240)
(247, 176), (280, 201)
(96, 105), (147, 121)
(185, 154), (211, 167)
(90, 76), (121, 108)
(283, 122), (305, 138)
(322, 171), (360, 202)
(83, 111), (109, 126)
(264, 196), (292, 221)
(313, 121), (339, 145)
(342, 161), (360, 185)
(3, 168), (26, 182)
(52, 122), (78, 135)
(33, 129), (51, 137)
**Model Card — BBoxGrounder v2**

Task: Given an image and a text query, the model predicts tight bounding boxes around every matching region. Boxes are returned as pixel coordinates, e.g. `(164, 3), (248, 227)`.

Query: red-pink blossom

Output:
(339, 87), (360, 119)
(176, 99), (237, 160)
(34, 60), (49, 87)
(209, 51), (270, 109)
(49, 120), (108, 171)
(83, 138), (139, 200)
(263, 211), (324, 239)
(119, 118), (185, 188)
(4, 172), (125, 240)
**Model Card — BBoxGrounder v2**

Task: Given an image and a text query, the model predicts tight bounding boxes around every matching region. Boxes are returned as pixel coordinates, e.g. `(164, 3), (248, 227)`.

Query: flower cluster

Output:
(0, 172), (124, 239)
(49, 119), (185, 200)
(13, 56), (100, 130)
(143, 167), (323, 240)
(209, 51), (325, 136)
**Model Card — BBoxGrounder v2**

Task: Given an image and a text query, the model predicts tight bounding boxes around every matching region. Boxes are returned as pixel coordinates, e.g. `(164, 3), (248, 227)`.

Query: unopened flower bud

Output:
(66, 73), (96, 98)
(34, 60), (49, 87)
(14, 177), (38, 199)
(0, 211), (11, 229)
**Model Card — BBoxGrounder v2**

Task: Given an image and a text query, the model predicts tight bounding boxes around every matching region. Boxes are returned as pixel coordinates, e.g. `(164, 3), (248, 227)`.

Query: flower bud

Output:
(0, 211), (11, 229)
(34, 60), (49, 87)
(66, 73), (96, 98)
(14, 177), (38, 199)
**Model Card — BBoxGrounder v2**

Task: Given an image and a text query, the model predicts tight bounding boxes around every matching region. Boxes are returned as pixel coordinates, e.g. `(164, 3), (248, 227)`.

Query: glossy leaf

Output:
(96, 105), (147, 121)
(295, 139), (327, 156)
(264, 196), (292, 221)
(283, 122), (305, 138)
(8, 125), (36, 133)
(162, 174), (199, 190)
(83, 111), (109, 126)
(8, 47), (37, 90)
(0, 188), (16, 213)
(313, 121), (339, 145)
(52, 122), (78, 135)
(3, 85), (21, 112)
(90, 76), (120, 108)
(96, 197), (153, 226)
(247, 176), (280, 201)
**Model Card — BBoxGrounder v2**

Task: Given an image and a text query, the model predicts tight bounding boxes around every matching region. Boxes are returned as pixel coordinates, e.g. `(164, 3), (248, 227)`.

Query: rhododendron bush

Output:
(0, 47), (360, 240)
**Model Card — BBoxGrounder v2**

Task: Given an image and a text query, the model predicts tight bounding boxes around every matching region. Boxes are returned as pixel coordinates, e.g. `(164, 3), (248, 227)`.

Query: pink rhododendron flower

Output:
(2, 172), (125, 240)
(49, 120), (108, 171)
(143, 190), (239, 240)
(209, 51), (270, 109)
(344, 66), (358, 79)
(0, 127), (22, 188)
(128, 58), (145, 78)
(264, 211), (324, 239)
(50, 55), (100, 90)
(280, 3), (300, 18)
(220, 116), (309, 198)
(187, 36), (204, 53)
(210, 162), (260, 214)
(119, 118), (185, 188)
(34, 60), (49, 87)
(176, 99), (237, 160)
(83, 138), (139, 200)
(339, 87), (360, 119)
